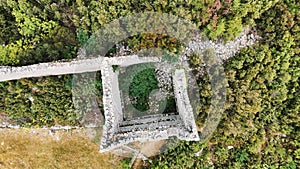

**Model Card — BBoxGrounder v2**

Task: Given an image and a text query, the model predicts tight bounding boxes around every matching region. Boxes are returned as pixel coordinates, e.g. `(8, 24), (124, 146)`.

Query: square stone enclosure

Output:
(118, 63), (178, 120)
(100, 56), (199, 152)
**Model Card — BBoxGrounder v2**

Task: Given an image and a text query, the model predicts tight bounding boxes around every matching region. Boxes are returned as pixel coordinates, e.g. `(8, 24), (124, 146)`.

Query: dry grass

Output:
(0, 129), (120, 169)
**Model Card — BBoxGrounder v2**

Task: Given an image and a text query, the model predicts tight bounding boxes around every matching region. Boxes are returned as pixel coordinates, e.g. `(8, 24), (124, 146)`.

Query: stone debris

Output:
(28, 96), (34, 102)
(184, 28), (260, 63)
(228, 146), (234, 150)
(194, 147), (204, 157)
(154, 63), (174, 97)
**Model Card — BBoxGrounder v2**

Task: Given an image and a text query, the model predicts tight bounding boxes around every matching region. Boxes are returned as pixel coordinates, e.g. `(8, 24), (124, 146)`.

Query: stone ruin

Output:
(99, 56), (199, 152)
(0, 28), (260, 155)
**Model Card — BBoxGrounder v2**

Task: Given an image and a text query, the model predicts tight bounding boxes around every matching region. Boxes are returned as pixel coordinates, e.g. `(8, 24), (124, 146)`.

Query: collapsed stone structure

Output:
(99, 56), (199, 152)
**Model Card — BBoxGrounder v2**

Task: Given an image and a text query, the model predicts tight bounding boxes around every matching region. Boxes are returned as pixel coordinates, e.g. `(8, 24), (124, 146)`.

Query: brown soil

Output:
(139, 140), (166, 157)
(132, 158), (143, 169)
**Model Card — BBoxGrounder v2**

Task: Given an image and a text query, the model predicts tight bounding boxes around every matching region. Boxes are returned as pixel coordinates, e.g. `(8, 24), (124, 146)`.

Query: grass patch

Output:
(129, 68), (159, 112)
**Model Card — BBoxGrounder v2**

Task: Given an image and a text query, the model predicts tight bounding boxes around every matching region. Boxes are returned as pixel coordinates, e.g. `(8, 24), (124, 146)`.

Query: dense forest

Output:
(0, 0), (299, 168)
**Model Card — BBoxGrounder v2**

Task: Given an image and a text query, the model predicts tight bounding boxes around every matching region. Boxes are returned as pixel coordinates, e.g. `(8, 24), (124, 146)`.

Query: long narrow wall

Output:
(100, 59), (116, 150)
(172, 69), (199, 140)
(0, 55), (159, 82)
(0, 58), (103, 82)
